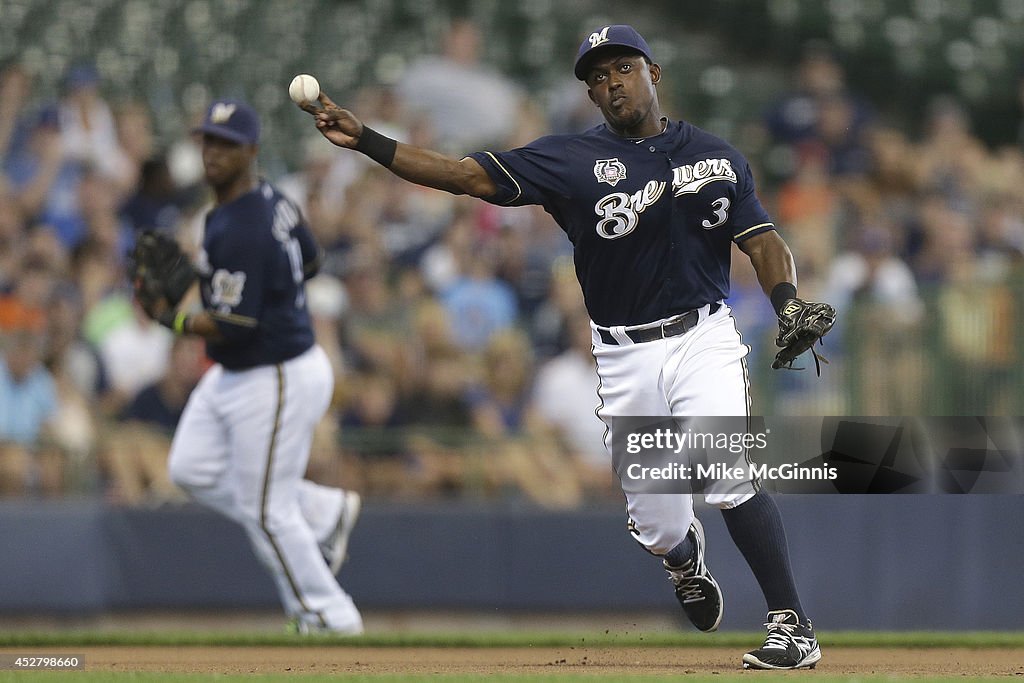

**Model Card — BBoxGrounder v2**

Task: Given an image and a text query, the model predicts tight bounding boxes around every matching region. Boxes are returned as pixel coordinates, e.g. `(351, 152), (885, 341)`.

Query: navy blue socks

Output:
(664, 535), (694, 568)
(720, 490), (807, 623)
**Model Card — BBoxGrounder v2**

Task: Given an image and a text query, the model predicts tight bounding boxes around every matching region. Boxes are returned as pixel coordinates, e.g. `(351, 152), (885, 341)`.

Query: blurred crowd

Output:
(748, 42), (1024, 418)
(2, 21), (1023, 505)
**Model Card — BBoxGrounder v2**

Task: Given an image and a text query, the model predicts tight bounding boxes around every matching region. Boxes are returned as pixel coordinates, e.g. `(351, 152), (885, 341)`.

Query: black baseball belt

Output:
(596, 302), (721, 345)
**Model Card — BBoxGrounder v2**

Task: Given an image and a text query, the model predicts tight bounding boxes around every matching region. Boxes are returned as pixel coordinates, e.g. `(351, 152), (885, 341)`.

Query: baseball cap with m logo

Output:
(574, 24), (655, 80)
(193, 99), (261, 145)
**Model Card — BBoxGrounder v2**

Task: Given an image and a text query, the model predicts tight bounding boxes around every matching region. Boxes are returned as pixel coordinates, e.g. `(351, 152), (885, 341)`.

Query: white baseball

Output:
(288, 74), (320, 105)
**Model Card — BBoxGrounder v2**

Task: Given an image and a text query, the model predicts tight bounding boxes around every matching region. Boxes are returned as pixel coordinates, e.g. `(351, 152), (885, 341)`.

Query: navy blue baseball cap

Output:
(574, 24), (654, 80)
(193, 99), (261, 145)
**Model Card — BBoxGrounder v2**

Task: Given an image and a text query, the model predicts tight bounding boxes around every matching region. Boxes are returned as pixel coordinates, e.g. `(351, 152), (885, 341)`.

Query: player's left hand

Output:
(131, 266), (166, 320)
(127, 230), (195, 320)
(772, 299), (836, 375)
(137, 291), (169, 321)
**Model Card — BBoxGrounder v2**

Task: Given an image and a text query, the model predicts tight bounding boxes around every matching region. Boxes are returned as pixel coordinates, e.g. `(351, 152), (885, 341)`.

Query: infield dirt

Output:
(61, 645), (1024, 677)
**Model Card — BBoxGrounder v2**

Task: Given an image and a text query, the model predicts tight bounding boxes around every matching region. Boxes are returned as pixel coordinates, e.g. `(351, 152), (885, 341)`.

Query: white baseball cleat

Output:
(322, 490), (361, 575)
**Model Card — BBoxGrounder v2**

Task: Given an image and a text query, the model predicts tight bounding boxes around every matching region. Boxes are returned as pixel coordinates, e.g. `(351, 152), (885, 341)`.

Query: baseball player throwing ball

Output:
(304, 25), (834, 667)
(133, 100), (363, 634)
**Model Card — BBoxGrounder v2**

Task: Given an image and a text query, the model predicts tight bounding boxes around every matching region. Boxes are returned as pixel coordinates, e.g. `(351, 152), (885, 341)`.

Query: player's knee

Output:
(166, 456), (193, 490)
(230, 487), (291, 526)
(236, 503), (296, 535)
(167, 453), (209, 491)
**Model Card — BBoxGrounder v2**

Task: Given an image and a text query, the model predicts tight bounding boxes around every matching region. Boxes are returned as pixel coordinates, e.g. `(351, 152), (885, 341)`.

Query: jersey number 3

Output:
(702, 197), (730, 229)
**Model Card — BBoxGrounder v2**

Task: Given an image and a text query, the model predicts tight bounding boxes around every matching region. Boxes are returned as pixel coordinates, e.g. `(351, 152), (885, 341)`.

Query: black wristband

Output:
(770, 282), (797, 315)
(354, 125), (397, 167)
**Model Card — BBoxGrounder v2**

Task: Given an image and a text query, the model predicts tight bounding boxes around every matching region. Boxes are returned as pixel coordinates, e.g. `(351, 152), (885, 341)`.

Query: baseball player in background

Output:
(141, 100), (363, 634)
(305, 24), (829, 668)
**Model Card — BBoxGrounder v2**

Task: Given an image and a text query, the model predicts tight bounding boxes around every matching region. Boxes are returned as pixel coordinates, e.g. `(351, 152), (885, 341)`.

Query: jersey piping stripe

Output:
(733, 222), (775, 241)
(482, 152), (523, 204)
(259, 363), (327, 628)
(210, 311), (259, 327)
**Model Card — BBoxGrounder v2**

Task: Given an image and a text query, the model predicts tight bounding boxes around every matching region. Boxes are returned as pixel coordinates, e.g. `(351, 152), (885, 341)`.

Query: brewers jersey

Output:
(197, 181), (317, 370)
(470, 119), (774, 327)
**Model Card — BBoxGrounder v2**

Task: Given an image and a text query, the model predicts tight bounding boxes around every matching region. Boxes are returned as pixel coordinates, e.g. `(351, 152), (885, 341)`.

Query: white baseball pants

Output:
(592, 303), (758, 556)
(168, 344), (362, 632)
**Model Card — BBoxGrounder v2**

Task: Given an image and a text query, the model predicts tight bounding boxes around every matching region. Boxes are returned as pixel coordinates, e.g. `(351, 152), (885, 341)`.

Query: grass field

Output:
(4, 630), (1024, 648)
(1, 631), (1023, 681)
(2, 676), (1020, 683)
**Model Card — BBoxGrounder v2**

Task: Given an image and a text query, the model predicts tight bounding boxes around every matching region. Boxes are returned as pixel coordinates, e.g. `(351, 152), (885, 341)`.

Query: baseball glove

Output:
(772, 298), (837, 375)
(128, 230), (196, 316)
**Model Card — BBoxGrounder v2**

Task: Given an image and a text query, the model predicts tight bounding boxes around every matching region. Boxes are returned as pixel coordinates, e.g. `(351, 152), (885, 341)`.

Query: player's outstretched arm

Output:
(304, 92), (497, 199)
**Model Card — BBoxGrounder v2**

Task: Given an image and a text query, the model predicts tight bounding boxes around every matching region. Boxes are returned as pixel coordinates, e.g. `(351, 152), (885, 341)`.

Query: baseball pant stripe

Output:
(591, 335), (647, 550)
(591, 338), (612, 472)
(731, 315), (761, 494)
(259, 363), (326, 628)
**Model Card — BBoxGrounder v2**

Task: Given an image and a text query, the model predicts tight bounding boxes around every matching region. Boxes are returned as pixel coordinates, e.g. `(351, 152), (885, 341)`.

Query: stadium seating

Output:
(2, 0), (1017, 170)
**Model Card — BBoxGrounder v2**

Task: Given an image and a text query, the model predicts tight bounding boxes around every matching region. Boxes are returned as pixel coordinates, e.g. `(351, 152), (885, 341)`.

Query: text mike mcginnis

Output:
(625, 461), (840, 482)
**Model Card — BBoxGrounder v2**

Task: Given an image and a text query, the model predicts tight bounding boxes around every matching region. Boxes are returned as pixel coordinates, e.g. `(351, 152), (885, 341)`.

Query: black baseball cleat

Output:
(742, 609), (822, 670)
(663, 518), (723, 632)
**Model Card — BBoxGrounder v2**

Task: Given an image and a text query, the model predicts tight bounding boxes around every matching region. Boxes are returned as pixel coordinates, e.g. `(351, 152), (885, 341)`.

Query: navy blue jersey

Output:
(196, 181), (317, 370)
(469, 119), (774, 326)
